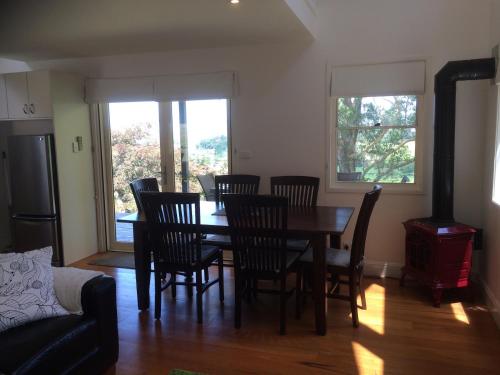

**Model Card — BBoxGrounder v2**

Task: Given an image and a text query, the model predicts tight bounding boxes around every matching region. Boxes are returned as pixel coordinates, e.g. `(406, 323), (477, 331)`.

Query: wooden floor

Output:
(73, 254), (500, 375)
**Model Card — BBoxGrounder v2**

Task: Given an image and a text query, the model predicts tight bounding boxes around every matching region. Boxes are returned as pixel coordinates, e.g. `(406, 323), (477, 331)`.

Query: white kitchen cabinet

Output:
(4, 71), (52, 120)
(27, 71), (52, 118)
(0, 76), (8, 119)
(5, 72), (30, 119)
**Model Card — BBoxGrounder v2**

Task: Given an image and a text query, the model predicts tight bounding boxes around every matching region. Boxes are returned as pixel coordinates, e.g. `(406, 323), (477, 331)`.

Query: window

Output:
(330, 95), (422, 191)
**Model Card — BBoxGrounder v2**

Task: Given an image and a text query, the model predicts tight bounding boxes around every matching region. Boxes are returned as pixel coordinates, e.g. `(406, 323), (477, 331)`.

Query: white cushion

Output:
(0, 247), (69, 332)
(52, 267), (104, 314)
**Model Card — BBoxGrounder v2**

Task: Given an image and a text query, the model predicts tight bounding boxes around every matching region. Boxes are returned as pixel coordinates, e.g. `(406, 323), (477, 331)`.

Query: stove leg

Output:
(432, 288), (443, 307)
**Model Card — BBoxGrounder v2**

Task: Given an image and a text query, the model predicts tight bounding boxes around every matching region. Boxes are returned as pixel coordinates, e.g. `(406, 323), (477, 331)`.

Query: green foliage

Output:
(112, 123), (229, 214)
(336, 96), (417, 183)
(198, 135), (228, 159)
(112, 123), (161, 213)
(174, 137), (228, 195)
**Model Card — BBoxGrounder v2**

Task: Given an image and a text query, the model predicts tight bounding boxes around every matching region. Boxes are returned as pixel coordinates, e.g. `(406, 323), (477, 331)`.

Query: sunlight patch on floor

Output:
(358, 283), (386, 335)
(352, 341), (384, 375)
(451, 302), (470, 325)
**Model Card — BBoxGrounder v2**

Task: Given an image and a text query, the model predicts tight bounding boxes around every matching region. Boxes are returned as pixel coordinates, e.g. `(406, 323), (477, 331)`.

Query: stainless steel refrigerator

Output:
(4, 134), (63, 265)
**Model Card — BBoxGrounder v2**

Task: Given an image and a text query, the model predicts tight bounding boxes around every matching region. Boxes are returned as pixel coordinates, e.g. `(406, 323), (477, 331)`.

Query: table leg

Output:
(330, 233), (341, 249)
(133, 222), (150, 310)
(312, 234), (327, 335)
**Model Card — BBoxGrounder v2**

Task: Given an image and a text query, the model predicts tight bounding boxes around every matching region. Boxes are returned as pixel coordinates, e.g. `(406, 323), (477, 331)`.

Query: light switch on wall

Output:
(72, 136), (83, 153)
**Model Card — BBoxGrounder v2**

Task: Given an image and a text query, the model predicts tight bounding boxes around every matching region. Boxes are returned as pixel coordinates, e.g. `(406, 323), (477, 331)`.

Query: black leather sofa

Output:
(0, 275), (119, 375)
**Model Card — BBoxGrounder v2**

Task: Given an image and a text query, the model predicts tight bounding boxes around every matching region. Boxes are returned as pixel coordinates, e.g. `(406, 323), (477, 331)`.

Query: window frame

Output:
(492, 86), (500, 206)
(326, 94), (425, 194)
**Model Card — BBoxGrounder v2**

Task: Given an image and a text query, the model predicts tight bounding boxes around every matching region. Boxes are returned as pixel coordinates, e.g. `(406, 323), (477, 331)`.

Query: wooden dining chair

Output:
(270, 176), (319, 207)
(223, 194), (301, 335)
(203, 174), (261, 255)
(140, 192), (224, 323)
(197, 174), (216, 201)
(296, 185), (382, 328)
(130, 177), (159, 213)
(270, 176), (319, 253)
(214, 174), (260, 206)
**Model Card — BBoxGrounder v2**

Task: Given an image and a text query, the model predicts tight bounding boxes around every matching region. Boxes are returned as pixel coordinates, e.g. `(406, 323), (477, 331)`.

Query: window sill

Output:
(327, 183), (424, 195)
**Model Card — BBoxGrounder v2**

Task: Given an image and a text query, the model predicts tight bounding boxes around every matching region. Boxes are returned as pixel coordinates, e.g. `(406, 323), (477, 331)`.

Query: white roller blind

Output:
(85, 71), (237, 103)
(85, 77), (155, 103)
(330, 61), (426, 97)
(154, 71), (236, 101)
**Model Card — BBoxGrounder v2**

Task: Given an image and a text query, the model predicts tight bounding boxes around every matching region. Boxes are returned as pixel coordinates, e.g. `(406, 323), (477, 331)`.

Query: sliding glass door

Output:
(102, 99), (230, 251)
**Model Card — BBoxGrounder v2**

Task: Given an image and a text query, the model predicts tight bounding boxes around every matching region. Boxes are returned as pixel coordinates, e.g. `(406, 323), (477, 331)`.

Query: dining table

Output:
(118, 201), (354, 335)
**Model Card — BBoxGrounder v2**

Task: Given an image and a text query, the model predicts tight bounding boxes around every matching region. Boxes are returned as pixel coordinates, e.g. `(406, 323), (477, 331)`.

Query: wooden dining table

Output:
(118, 201), (354, 335)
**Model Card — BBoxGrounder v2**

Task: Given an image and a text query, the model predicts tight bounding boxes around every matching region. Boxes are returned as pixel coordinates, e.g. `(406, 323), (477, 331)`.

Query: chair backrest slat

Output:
(224, 194), (288, 275)
(130, 178), (160, 213)
(350, 185), (382, 268)
(270, 176), (319, 207)
(141, 192), (202, 266)
(214, 175), (260, 206)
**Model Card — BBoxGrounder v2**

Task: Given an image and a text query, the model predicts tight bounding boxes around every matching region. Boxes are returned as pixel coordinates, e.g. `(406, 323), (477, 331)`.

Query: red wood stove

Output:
(401, 58), (495, 307)
(401, 219), (475, 307)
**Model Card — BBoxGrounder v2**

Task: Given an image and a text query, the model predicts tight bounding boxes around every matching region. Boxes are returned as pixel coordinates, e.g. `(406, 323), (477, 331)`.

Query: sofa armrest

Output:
(81, 276), (119, 365)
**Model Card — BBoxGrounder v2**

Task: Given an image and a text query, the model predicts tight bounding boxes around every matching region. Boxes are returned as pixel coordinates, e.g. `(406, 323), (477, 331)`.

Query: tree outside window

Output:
(335, 95), (417, 184)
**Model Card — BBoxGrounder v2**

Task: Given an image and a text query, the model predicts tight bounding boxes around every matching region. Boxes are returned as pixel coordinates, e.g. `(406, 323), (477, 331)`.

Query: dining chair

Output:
(214, 174), (260, 206)
(223, 194), (301, 335)
(196, 174), (216, 201)
(130, 177), (159, 213)
(131, 178), (211, 283)
(270, 176), (319, 253)
(203, 174), (261, 254)
(140, 192), (224, 323)
(296, 185), (382, 328)
(270, 176), (319, 207)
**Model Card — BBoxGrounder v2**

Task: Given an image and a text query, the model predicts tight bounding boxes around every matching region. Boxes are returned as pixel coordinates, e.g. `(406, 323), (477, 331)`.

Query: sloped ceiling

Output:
(0, 0), (316, 61)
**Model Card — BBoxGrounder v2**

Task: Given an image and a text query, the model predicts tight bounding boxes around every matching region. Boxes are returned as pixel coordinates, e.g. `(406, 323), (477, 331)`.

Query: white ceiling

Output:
(0, 0), (314, 61)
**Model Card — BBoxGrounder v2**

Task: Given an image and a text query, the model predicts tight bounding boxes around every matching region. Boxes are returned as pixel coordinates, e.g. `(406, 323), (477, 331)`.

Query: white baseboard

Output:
(364, 260), (403, 279)
(481, 279), (500, 329)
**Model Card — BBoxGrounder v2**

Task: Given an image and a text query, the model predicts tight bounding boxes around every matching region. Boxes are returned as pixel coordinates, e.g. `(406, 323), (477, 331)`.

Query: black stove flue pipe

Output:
(432, 58), (496, 223)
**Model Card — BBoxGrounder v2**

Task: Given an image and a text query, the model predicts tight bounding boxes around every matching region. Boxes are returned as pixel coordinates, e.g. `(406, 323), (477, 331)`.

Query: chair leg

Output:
(245, 279), (252, 303)
(279, 276), (287, 335)
(349, 274), (359, 328)
(218, 253), (224, 302)
(358, 269), (367, 310)
(171, 272), (177, 299)
(253, 279), (258, 298)
(295, 266), (302, 319)
(154, 269), (162, 319)
(204, 267), (209, 283)
(235, 275), (242, 329)
(187, 272), (193, 298)
(196, 270), (203, 324)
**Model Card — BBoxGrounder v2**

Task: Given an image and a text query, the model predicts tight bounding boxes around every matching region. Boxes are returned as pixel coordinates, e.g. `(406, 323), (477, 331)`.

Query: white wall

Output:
(0, 0), (492, 272)
(51, 73), (98, 265)
(482, 0), (500, 326)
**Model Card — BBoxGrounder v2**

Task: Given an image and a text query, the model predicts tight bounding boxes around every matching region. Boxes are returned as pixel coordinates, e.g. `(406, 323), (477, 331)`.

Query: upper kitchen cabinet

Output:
(4, 71), (52, 119)
(27, 71), (52, 118)
(0, 76), (7, 119)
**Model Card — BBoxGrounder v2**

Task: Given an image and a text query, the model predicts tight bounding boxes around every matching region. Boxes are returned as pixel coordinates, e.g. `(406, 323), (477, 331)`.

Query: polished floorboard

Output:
(73, 254), (500, 375)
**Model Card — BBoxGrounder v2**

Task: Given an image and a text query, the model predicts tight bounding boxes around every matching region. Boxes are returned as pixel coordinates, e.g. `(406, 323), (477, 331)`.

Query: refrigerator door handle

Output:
(11, 214), (56, 222)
